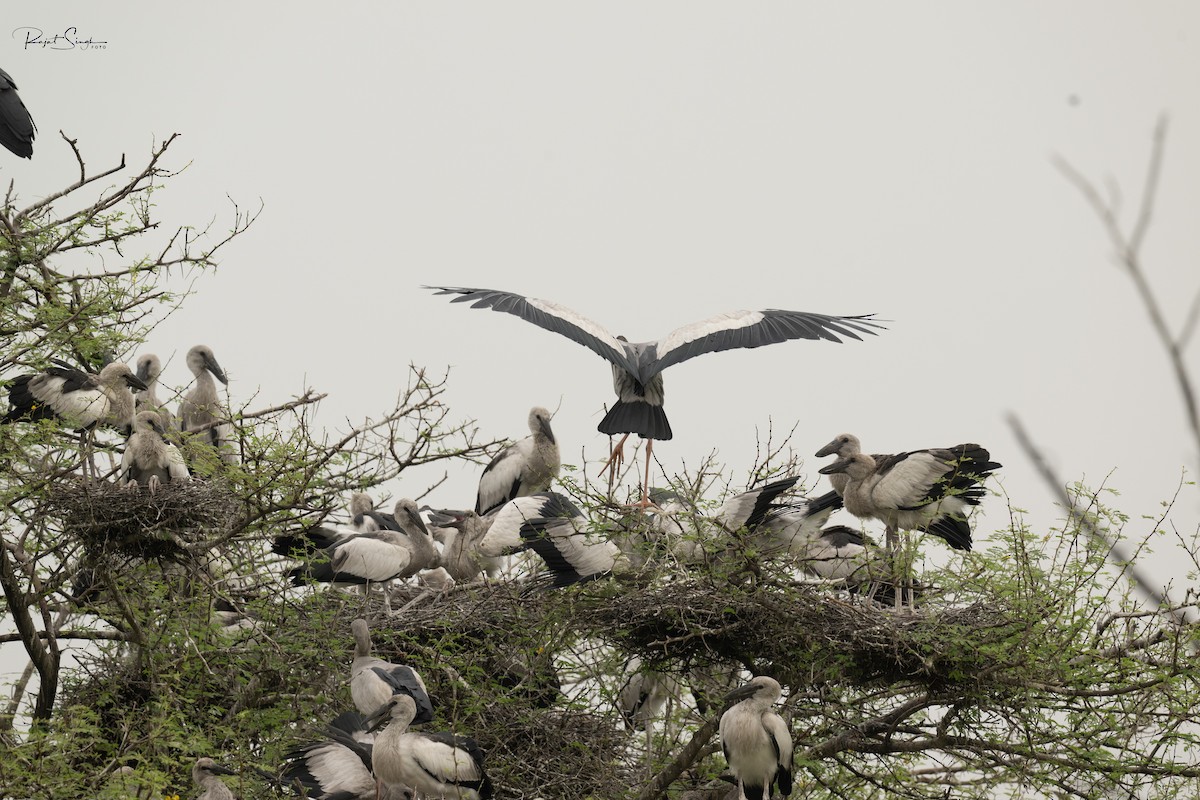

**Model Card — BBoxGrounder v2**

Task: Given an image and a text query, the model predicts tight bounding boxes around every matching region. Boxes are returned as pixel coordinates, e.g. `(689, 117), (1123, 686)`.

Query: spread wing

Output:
(425, 286), (640, 375)
(646, 308), (883, 376)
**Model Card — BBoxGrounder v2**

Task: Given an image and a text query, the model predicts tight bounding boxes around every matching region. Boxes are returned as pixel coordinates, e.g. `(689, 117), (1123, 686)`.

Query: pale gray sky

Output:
(3, 1), (1199, 700)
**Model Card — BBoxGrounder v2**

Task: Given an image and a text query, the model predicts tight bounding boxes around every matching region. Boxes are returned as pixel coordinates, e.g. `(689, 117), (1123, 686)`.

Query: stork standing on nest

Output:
(425, 286), (883, 507)
(818, 440), (1001, 607)
(121, 410), (189, 493)
(179, 345), (237, 464)
(475, 406), (560, 516)
(3, 360), (148, 477)
(720, 676), (793, 800)
(478, 492), (623, 587)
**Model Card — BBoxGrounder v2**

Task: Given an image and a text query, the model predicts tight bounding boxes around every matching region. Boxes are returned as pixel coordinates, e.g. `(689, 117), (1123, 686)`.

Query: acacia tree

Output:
(0, 131), (1197, 800)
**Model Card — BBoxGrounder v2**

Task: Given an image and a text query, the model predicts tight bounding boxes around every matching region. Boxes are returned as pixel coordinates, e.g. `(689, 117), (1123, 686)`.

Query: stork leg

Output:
(598, 433), (630, 482)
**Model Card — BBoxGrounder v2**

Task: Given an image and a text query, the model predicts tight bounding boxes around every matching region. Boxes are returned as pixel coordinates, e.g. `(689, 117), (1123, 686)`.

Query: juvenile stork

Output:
(179, 344), (237, 463)
(281, 501), (438, 589)
(478, 492), (623, 587)
(0, 67), (35, 158)
(133, 353), (174, 431)
(475, 406), (560, 516)
(4, 359), (147, 477)
(720, 676), (793, 800)
(280, 711), (414, 800)
(425, 286), (882, 506)
(366, 694), (493, 800)
(3, 360), (146, 430)
(817, 442), (1001, 553)
(426, 509), (501, 583)
(350, 618), (434, 724)
(121, 410), (190, 493)
(638, 478), (841, 566)
(348, 492), (399, 533)
(813, 434), (891, 498)
(192, 758), (239, 800)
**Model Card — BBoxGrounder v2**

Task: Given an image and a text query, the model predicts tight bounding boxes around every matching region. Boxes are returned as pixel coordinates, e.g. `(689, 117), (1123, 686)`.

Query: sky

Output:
(2, 2), (1199, 704)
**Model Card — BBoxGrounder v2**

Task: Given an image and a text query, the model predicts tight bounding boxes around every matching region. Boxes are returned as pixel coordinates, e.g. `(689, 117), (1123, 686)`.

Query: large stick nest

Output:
(49, 478), (239, 560)
(579, 572), (1027, 688)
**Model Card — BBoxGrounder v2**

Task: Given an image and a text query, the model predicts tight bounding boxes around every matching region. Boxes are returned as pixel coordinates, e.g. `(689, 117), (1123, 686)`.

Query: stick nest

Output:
(49, 478), (239, 559)
(580, 572), (1027, 688)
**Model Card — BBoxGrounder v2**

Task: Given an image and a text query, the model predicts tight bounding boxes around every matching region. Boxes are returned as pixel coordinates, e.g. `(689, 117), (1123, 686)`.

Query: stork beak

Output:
(205, 353), (229, 385)
(135, 360), (152, 384)
(426, 508), (461, 526)
(403, 504), (430, 534)
(818, 457), (851, 475)
(537, 415), (555, 444)
(208, 763), (239, 776)
(364, 700), (392, 732)
(814, 437), (842, 458)
(125, 373), (149, 392)
(721, 683), (760, 705)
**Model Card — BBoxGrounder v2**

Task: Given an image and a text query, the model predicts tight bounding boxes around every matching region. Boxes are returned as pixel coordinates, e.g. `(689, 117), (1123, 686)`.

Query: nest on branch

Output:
(580, 572), (1026, 688)
(49, 478), (239, 560)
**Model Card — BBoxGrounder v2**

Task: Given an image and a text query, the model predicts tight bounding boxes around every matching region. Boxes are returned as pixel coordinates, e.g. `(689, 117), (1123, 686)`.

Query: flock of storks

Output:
(3, 63), (1000, 800)
(3, 278), (1000, 799)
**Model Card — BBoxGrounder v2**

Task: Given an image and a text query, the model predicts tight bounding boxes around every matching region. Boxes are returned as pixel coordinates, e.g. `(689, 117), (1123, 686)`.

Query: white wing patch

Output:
(657, 310), (764, 357)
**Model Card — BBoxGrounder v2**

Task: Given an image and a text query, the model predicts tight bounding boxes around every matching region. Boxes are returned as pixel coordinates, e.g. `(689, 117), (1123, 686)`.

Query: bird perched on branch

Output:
(349, 618), (434, 724)
(278, 711), (414, 800)
(4, 360), (147, 431)
(179, 345), (237, 464)
(366, 694), (493, 800)
(120, 410), (189, 493)
(816, 438), (1001, 552)
(425, 285), (883, 506)
(0, 67), (35, 159)
(720, 676), (793, 800)
(478, 492), (623, 587)
(475, 406), (560, 516)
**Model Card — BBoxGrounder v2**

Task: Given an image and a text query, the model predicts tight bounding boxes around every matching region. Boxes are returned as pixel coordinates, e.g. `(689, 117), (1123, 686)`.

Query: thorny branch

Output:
(1053, 116), (1200, 459)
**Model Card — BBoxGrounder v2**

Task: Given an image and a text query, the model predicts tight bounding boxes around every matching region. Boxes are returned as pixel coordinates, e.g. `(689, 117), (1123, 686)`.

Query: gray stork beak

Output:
(814, 437), (842, 458)
(537, 414), (556, 444)
(364, 699), (393, 732)
(721, 683), (760, 706)
(428, 508), (466, 527)
(818, 457), (852, 476)
(124, 373), (149, 392)
(403, 503), (430, 534)
(205, 353), (229, 385)
(135, 360), (152, 384)
(206, 763), (239, 777)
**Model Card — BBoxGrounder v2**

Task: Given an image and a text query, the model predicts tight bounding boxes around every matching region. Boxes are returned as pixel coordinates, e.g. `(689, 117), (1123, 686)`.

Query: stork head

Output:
(818, 453), (875, 479)
(187, 345), (228, 385)
(192, 757), (237, 783)
(135, 354), (161, 385)
(722, 675), (782, 706)
(815, 433), (860, 459)
(101, 362), (148, 392)
(365, 692), (418, 732)
(528, 406), (555, 444)
(393, 498), (430, 536)
(133, 410), (167, 437)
